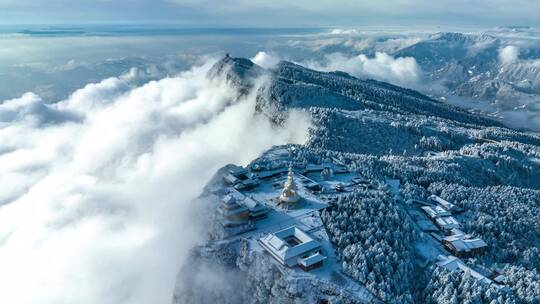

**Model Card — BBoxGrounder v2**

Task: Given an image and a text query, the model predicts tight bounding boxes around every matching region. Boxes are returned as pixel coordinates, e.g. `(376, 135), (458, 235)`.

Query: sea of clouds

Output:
(0, 58), (311, 304)
(1, 27), (540, 303)
(305, 52), (422, 88)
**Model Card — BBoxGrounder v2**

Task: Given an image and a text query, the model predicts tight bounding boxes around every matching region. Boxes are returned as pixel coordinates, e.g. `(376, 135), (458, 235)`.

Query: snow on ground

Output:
(211, 160), (379, 303)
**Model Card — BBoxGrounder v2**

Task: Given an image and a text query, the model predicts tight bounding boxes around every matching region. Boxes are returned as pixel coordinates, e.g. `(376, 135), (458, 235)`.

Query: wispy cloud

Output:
(304, 52), (422, 88)
(251, 51), (281, 69)
(0, 58), (311, 304)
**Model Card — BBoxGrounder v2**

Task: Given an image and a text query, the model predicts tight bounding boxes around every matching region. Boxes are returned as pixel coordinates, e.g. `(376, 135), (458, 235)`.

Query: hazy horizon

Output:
(2, 0), (540, 27)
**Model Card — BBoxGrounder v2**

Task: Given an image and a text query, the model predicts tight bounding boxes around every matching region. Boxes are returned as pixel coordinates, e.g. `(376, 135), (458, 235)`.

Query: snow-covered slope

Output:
(394, 32), (540, 109)
(174, 56), (540, 304)
(208, 55), (500, 127)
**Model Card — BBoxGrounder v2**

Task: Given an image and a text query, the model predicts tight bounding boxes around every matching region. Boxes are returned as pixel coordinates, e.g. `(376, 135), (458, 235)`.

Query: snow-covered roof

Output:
(450, 228), (464, 235)
(435, 216), (461, 230)
(435, 255), (462, 271)
(229, 166), (248, 178)
(298, 174), (321, 189)
(429, 195), (459, 211)
(242, 178), (259, 186)
(219, 195), (249, 216)
(493, 274), (507, 284)
(268, 236), (287, 250)
(222, 194), (237, 205)
(219, 204), (249, 216)
(242, 196), (268, 215)
(227, 188), (246, 200)
(257, 167), (288, 179)
(444, 234), (487, 252)
(304, 164), (326, 172)
(436, 255), (493, 285)
(274, 226), (313, 243)
(465, 238), (487, 248)
(298, 252), (326, 267)
(224, 174), (240, 184)
(242, 196), (258, 209)
(234, 178), (260, 190)
(421, 205), (451, 218)
(259, 226), (323, 266)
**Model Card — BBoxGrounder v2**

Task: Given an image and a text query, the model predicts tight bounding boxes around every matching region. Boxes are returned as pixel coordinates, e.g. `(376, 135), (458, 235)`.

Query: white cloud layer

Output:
(306, 52), (422, 87)
(328, 28), (360, 36)
(0, 59), (311, 304)
(251, 51), (280, 69)
(499, 45), (520, 64)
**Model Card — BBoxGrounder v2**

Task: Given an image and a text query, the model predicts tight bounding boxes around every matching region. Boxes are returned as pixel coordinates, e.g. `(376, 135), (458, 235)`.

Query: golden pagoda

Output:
(279, 165), (300, 206)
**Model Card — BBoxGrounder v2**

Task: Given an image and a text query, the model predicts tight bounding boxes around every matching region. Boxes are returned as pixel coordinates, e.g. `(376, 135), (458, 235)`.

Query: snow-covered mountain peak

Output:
(207, 54), (264, 89)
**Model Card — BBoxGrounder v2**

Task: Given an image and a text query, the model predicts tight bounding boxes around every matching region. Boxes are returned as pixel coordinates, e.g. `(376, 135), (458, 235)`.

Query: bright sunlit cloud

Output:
(499, 45), (520, 64)
(0, 58), (311, 304)
(305, 52), (422, 88)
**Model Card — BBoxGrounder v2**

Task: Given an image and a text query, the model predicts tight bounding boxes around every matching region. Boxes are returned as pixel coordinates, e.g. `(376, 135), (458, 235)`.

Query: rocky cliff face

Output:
(173, 238), (369, 304)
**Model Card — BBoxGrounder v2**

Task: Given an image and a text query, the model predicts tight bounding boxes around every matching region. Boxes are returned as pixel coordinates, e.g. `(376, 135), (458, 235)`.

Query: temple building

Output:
(429, 194), (462, 212)
(243, 196), (269, 219)
(279, 166), (300, 208)
(435, 216), (461, 232)
(443, 233), (487, 257)
(218, 195), (250, 222)
(436, 255), (495, 286)
(259, 226), (326, 271)
(218, 194), (254, 237)
(421, 205), (451, 219)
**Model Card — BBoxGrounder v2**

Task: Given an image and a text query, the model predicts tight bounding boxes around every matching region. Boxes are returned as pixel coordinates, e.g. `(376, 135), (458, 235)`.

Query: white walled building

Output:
(259, 226), (326, 270)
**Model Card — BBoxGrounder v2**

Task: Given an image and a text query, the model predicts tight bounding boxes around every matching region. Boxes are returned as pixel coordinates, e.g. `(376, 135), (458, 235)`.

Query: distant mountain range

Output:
(393, 32), (540, 109)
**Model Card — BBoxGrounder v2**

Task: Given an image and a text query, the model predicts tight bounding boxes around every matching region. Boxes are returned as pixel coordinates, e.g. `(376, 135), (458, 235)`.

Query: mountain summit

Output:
(174, 56), (540, 304)
(210, 55), (500, 127)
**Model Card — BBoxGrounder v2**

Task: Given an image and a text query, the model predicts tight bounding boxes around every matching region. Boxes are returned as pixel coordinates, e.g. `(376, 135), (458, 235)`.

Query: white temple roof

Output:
(259, 226), (323, 266)
(298, 252), (326, 267)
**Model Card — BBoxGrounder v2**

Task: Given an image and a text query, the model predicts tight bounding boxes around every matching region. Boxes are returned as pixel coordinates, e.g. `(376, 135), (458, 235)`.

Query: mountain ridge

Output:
(210, 55), (502, 128)
(174, 55), (540, 304)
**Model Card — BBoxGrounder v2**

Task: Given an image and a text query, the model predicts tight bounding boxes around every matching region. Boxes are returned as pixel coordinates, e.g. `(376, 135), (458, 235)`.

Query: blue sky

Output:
(1, 0), (540, 27)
